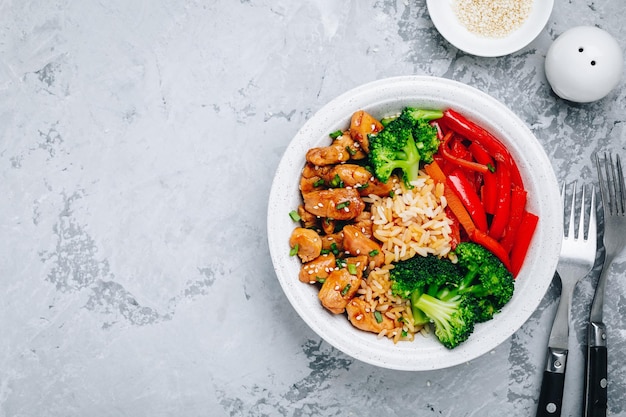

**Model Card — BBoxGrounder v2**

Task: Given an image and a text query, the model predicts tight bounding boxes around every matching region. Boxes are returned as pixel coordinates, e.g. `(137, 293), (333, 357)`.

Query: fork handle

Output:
(583, 322), (608, 417)
(536, 347), (568, 417)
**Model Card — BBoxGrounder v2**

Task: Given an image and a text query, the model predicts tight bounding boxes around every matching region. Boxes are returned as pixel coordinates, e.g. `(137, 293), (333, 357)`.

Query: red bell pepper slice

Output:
(510, 211), (539, 277)
(450, 136), (472, 161)
(488, 162), (511, 240)
(441, 109), (524, 189)
(470, 229), (511, 272)
(440, 131), (491, 174)
(499, 187), (528, 253)
(450, 138), (482, 193)
(447, 168), (489, 232)
(468, 142), (498, 214)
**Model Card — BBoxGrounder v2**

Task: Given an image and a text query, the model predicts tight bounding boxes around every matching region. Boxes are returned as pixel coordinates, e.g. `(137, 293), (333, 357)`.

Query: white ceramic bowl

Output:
(427, 0), (554, 57)
(267, 76), (561, 371)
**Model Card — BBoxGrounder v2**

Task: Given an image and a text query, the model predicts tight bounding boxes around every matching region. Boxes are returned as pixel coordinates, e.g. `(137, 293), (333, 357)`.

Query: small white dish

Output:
(267, 76), (562, 371)
(427, 0), (554, 57)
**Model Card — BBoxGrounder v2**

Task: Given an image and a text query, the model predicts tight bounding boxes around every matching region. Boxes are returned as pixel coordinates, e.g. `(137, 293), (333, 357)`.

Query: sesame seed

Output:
(355, 314), (363, 321)
(334, 285), (341, 291)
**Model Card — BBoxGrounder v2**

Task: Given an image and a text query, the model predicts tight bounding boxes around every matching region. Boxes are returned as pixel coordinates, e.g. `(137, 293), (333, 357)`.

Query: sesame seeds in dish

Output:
(426, 0), (554, 57)
(454, 0), (533, 39)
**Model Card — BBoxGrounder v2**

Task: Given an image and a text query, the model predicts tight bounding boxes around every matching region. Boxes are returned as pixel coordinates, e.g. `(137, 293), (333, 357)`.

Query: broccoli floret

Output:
(368, 108), (443, 186)
(389, 255), (473, 346)
(390, 253), (462, 298)
(412, 293), (476, 349)
(454, 242), (515, 322)
(411, 119), (440, 165)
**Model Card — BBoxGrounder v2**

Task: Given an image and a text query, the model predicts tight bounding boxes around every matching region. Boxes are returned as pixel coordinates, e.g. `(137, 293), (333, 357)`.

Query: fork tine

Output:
(608, 153), (617, 215)
(588, 185), (596, 240)
(567, 181), (577, 239)
(616, 154), (625, 215)
(595, 153), (607, 209)
(578, 184), (586, 240)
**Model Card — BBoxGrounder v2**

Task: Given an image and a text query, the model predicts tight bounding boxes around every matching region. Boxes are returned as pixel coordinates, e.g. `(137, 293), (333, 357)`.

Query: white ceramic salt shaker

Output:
(545, 26), (623, 103)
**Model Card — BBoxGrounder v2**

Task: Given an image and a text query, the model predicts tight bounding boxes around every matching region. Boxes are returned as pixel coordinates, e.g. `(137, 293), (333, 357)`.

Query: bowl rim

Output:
(267, 75), (562, 371)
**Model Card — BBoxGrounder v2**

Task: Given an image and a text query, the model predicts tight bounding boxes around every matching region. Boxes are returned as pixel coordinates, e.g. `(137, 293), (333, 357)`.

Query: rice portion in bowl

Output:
(354, 172), (455, 342)
(367, 173), (455, 265)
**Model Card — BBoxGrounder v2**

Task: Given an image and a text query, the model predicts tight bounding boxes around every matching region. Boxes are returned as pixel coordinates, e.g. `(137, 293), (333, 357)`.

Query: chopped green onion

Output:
(320, 248), (330, 255)
(329, 130), (343, 139)
(374, 311), (383, 324)
(330, 242), (340, 256)
(368, 249), (379, 257)
(336, 200), (350, 210)
(316, 277), (326, 284)
(313, 178), (325, 187)
(345, 146), (357, 156)
(488, 163), (496, 173)
(336, 258), (347, 268)
(329, 174), (344, 188)
(289, 244), (299, 257)
(389, 190), (395, 198)
(356, 183), (369, 190)
(340, 284), (352, 296)
(401, 330), (408, 338)
(289, 210), (301, 222)
(347, 263), (357, 275)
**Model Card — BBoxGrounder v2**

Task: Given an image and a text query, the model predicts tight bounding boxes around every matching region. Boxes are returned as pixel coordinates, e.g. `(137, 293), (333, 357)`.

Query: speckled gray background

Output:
(1, 0), (625, 416)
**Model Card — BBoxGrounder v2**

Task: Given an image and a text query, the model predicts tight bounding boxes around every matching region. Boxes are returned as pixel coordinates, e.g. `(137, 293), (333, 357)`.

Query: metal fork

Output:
(537, 183), (596, 417)
(583, 153), (626, 417)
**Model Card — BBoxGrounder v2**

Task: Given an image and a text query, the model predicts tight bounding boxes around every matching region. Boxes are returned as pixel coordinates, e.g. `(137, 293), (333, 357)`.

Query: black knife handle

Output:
(537, 371), (566, 417)
(583, 345), (608, 417)
(536, 347), (568, 417)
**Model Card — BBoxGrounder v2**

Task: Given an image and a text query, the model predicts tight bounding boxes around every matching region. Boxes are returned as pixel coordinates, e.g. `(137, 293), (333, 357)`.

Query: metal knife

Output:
(536, 272), (571, 417)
